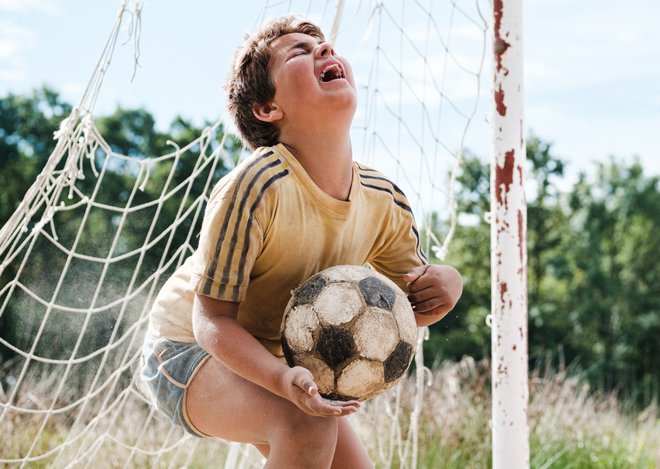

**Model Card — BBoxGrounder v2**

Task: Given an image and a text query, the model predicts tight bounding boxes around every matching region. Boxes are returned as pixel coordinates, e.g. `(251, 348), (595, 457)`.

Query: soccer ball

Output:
(280, 265), (418, 401)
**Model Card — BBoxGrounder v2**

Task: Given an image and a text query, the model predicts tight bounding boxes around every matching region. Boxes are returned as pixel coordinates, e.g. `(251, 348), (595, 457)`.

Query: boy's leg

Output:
(249, 418), (373, 469)
(332, 417), (374, 469)
(187, 356), (371, 468)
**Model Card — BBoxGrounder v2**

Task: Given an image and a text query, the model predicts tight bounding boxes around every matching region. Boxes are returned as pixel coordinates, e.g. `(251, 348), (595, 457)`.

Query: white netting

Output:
(0, 1), (487, 467)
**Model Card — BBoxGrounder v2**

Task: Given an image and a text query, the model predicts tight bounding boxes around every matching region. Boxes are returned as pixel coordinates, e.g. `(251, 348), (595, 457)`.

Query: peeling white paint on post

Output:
(491, 0), (529, 467)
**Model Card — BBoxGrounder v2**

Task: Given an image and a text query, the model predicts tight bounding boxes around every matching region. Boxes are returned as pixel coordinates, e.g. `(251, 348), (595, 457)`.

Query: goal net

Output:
(0, 0), (488, 467)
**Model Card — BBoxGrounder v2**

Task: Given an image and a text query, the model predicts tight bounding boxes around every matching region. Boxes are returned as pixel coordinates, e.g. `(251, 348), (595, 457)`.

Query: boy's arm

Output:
(192, 293), (359, 417)
(403, 264), (463, 327)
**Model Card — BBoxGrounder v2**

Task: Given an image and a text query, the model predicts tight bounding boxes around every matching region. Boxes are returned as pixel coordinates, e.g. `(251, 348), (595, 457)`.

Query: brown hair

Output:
(225, 16), (325, 150)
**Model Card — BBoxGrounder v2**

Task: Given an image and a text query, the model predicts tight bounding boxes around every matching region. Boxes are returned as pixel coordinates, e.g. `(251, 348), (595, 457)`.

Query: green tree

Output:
(427, 141), (659, 405)
(0, 88), (237, 380)
(563, 160), (660, 404)
(424, 154), (492, 364)
(524, 135), (574, 368)
(0, 87), (72, 226)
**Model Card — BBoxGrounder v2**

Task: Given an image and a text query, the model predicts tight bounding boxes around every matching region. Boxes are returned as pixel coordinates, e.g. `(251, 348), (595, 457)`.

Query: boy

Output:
(142, 15), (463, 468)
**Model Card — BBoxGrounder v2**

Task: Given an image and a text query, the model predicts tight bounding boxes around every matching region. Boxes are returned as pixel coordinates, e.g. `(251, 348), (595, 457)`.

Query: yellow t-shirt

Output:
(149, 144), (427, 356)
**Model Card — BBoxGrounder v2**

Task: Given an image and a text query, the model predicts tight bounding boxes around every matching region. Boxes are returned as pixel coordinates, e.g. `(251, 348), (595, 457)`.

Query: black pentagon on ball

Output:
(358, 276), (396, 311)
(384, 341), (414, 383)
(281, 335), (296, 367)
(295, 274), (327, 304)
(316, 327), (356, 369)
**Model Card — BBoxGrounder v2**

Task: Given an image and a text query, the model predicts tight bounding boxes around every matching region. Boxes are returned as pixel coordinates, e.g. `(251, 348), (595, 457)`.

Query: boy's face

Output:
(265, 32), (357, 128)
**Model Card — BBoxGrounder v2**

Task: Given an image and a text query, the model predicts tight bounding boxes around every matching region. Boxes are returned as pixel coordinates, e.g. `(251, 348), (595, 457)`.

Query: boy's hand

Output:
(403, 264), (463, 327)
(280, 366), (360, 417)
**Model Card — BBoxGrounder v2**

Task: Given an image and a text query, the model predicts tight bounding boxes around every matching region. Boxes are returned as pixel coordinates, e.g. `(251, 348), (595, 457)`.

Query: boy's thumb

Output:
(295, 371), (318, 396)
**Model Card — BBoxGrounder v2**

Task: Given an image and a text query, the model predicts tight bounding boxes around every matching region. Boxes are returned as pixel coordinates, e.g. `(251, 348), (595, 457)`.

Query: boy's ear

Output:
(252, 100), (283, 123)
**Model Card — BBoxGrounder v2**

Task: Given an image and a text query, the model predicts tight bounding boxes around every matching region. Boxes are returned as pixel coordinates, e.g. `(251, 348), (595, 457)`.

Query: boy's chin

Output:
(327, 92), (357, 112)
(329, 101), (358, 124)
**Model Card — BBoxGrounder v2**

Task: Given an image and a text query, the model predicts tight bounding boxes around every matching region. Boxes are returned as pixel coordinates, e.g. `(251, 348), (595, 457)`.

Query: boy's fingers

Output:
(412, 298), (445, 314)
(408, 285), (451, 305)
(324, 398), (360, 408)
(290, 367), (362, 416)
(306, 393), (360, 416)
(403, 264), (430, 286)
(324, 399), (360, 415)
(306, 394), (342, 416)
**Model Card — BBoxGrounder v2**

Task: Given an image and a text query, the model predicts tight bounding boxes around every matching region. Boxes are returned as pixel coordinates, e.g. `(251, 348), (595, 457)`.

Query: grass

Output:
(526, 366), (659, 469)
(1, 357), (658, 468)
(358, 357), (658, 468)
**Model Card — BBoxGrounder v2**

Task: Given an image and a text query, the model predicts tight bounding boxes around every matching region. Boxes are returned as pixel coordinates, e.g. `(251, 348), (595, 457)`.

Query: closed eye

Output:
(287, 41), (315, 60)
(286, 50), (308, 61)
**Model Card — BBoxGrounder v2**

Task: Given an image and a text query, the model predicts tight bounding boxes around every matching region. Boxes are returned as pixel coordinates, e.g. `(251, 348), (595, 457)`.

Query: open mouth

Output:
(319, 63), (344, 82)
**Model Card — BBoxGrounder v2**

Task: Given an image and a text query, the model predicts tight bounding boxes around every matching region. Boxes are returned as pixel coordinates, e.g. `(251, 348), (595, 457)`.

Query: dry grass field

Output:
(2, 357), (658, 468)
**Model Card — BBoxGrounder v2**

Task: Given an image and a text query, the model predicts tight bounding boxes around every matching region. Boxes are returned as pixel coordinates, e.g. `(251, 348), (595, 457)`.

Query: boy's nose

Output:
(316, 42), (335, 58)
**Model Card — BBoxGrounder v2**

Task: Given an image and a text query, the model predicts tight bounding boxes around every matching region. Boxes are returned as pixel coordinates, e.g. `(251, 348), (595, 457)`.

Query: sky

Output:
(1, 0), (659, 185)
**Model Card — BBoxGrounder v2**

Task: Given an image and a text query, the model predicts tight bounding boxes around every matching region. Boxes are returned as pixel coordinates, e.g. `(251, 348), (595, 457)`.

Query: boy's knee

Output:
(290, 412), (338, 439)
(275, 412), (339, 453)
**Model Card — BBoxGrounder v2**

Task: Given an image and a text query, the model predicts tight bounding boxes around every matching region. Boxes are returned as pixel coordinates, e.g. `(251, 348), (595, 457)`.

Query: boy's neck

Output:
(281, 134), (353, 201)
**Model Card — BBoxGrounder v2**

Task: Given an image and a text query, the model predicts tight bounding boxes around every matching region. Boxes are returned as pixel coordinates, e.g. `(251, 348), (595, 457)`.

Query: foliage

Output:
(562, 160), (660, 404)
(427, 134), (660, 407)
(0, 88), (72, 224)
(0, 87), (239, 381)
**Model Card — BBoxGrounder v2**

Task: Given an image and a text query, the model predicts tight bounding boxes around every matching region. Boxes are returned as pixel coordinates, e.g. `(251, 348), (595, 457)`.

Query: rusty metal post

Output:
(491, 0), (529, 467)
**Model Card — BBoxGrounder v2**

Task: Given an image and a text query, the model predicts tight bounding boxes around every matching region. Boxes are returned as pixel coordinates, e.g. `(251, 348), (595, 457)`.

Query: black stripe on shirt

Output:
(359, 173), (407, 198)
(220, 158), (285, 288)
(358, 168), (427, 264)
(359, 182), (413, 214)
(202, 149), (277, 295)
(233, 169), (291, 298)
(412, 225), (428, 264)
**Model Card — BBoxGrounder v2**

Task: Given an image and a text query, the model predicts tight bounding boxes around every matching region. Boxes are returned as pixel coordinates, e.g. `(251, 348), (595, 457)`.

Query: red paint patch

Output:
(495, 149), (515, 204)
(499, 281), (508, 304)
(495, 85), (507, 116)
(493, 0), (511, 74)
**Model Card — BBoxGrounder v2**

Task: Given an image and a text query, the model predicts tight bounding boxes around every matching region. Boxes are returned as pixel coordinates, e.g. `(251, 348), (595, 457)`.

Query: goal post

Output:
(491, 0), (530, 467)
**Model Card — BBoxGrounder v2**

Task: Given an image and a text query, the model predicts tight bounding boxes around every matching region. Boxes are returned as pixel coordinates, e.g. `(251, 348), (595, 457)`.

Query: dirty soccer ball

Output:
(280, 265), (418, 401)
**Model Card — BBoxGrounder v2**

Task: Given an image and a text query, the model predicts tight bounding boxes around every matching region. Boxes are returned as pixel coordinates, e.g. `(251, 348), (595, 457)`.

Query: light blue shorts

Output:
(141, 332), (211, 437)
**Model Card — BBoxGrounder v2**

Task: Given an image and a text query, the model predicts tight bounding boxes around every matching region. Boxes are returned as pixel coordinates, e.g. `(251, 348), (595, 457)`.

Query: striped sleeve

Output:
(192, 149), (289, 302)
(357, 163), (428, 285)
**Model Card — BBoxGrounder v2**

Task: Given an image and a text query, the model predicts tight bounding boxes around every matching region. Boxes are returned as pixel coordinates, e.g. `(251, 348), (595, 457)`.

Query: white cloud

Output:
(0, 66), (26, 82)
(0, 21), (37, 57)
(0, 1), (62, 86)
(0, 0), (61, 14)
(0, 21), (37, 84)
